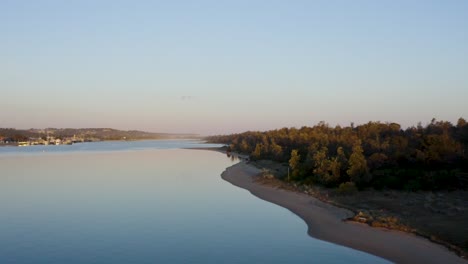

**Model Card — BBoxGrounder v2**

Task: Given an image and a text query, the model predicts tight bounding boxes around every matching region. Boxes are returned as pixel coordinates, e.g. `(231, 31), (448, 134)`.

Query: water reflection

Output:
(0, 147), (389, 264)
(0, 140), (223, 156)
(226, 152), (240, 163)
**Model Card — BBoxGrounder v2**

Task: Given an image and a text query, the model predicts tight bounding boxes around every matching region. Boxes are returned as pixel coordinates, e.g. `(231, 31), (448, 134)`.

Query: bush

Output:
(260, 169), (275, 179)
(337, 181), (358, 195)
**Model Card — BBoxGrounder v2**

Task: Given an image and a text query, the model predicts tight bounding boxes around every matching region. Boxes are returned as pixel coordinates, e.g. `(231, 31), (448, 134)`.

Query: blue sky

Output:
(1, 0), (467, 135)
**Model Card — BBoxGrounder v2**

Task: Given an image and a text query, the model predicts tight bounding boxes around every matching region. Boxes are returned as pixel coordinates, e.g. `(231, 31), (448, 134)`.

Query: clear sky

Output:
(1, 0), (467, 135)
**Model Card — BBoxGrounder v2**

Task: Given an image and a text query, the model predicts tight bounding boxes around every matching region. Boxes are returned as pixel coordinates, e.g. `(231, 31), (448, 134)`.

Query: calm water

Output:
(0, 140), (222, 156)
(0, 141), (389, 263)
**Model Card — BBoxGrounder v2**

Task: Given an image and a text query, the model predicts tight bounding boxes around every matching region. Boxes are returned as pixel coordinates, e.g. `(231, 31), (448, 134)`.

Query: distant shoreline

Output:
(219, 160), (466, 264)
(0, 128), (201, 147)
(0, 143), (17, 147)
(0, 138), (204, 147)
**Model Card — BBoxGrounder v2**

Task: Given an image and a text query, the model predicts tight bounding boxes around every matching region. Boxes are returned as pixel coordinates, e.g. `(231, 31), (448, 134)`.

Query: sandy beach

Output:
(222, 161), (467, 264)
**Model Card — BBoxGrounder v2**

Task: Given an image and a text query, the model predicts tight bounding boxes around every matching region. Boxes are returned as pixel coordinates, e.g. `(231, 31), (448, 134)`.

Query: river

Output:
(0, 140), (389, 263)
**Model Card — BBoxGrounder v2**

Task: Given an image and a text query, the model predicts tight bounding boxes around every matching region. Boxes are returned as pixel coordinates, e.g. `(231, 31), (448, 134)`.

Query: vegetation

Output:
(337, 182), (358, 195)
(0, 128), (199, 142)
(207, 118), (468, 191)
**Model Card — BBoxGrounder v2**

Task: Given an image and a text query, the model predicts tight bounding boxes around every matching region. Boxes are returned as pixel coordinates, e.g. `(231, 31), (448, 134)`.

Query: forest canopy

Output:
(207, 119), (468, 191)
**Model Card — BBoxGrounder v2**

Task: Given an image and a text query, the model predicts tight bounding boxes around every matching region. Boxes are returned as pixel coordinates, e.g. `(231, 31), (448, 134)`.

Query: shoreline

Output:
(222, 161), (467, 264)
(0, 138), (203, 147)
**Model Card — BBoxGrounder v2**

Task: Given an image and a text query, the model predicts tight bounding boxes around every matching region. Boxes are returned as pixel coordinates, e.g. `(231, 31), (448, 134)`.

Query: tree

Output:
(336, 146), (348, 169)
(270, 140), (283, 160)
(457, 117), (467, 128)
(312, 147), (332, 185)
(205, 118), (468, 191)
(240, 139), (250, 153)
(289, 149), (301, 179)
(347, 141), (371, 185)
(368, 153), (388, 170)
(329, 159), (341, 184)
(251, 143), (263, 160)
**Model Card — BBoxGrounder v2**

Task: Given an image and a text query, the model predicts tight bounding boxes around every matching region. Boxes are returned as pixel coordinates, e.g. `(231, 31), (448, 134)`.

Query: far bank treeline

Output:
(206, 119), (468, 191)
(0, 128), (199, 142)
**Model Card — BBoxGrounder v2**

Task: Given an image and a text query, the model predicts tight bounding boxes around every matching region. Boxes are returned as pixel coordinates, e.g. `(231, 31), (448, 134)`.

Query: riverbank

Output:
(0, 143), (18, 147)
(221, 161), (467, 264)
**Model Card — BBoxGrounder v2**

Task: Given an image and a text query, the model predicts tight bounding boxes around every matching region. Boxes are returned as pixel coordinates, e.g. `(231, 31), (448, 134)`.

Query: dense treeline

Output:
(207, 119), (468, 191)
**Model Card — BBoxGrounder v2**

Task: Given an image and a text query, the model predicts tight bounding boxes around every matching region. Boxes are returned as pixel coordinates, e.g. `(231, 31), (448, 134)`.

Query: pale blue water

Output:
(0, 141), (390, 263)
(0, 140), (222, 156)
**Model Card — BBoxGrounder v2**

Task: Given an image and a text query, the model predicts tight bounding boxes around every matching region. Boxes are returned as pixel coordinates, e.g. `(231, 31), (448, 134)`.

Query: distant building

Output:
(0, 137), (13, 144)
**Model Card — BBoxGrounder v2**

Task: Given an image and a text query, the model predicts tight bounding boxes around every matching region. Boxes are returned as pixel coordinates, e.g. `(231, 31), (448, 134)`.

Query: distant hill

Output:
(0, 128), (199, 141)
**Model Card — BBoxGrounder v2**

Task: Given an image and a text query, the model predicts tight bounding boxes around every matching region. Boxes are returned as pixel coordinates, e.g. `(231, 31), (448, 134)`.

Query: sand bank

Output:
(221, 161), (466, 264)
